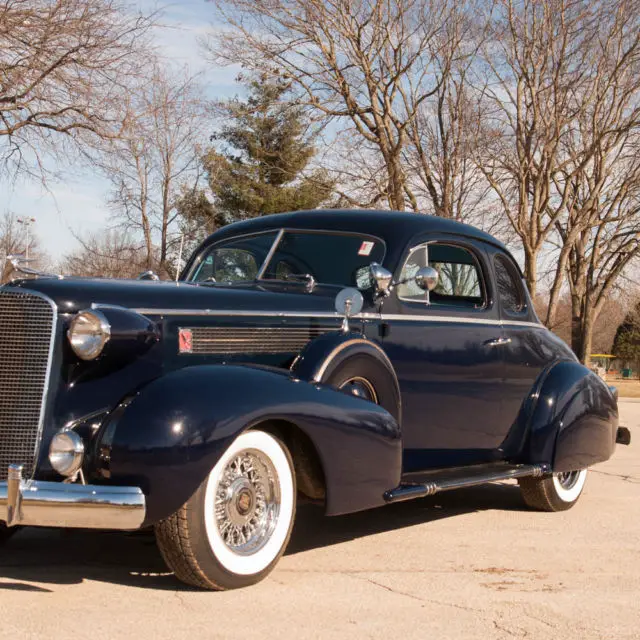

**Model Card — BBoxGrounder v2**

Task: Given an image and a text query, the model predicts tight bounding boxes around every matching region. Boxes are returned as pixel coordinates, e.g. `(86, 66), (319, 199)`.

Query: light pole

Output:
(16, 216), (36, 260)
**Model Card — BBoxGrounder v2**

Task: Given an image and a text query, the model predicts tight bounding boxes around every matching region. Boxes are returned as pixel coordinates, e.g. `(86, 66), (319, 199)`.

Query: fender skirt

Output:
(516, 361), (619, 472)
(102, 364), (401, 526)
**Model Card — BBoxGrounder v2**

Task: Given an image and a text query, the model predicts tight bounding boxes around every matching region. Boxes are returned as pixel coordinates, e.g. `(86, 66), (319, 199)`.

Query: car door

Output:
(489, 248), (568, 433)
(380, 236), (509, 473)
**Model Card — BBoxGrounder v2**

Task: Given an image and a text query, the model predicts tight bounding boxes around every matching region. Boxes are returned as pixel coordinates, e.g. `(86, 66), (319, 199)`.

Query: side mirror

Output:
(137, 270), (160, 281)
(369, 262), (392, 296)
(415, 266), (439, 291)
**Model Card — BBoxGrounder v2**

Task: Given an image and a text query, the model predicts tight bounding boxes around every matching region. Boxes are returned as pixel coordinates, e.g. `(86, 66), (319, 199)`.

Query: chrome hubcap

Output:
(555, 470), (581, 490)
(339, 376), (378, 403)
(214, 449), (280, 555)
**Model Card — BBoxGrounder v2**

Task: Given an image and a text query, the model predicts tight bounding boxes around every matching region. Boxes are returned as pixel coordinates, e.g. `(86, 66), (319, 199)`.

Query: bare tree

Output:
(212, 0), (463, 211)
(403, 2), (493, 222)
(0, 210), (47, 281)
(59, 228), (151, 278)
(98, 66), (207, 273)
(559, 145), (640, 364)
(0, 0), (154, 178)
(475, 0), (611, 298)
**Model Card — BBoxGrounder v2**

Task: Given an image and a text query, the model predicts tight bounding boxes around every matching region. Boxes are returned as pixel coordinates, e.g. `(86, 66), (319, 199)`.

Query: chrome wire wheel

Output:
(555, 471), (581, 491)
(551, 468), (588, 503)
(202, 430), (295, 578)
(214, 449), (280, 556)
(339, 376), (378, 403)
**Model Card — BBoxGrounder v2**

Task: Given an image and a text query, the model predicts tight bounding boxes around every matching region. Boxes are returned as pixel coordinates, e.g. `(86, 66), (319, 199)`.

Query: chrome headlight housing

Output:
(67, 309), (111, 360)
(49, 430), (85, 477)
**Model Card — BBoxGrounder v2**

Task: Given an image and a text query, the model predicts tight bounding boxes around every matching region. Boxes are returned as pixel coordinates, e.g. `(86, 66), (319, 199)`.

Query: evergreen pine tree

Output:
(178, 77), (334, 236)
(612, 301), (640, 378)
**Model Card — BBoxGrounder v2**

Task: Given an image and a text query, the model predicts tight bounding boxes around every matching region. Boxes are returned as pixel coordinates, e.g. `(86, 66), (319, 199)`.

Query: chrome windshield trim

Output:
(256, 228), (284, 279)
(186, 228), (281, 282)
(187, 227), (387, 287)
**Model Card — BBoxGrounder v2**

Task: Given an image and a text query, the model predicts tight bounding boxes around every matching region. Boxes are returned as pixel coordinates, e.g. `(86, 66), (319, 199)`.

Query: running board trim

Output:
(384, 463), (551, 504)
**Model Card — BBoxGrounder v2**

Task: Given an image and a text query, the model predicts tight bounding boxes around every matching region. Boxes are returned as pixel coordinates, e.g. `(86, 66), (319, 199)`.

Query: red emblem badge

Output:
(178, 328), (193, 354)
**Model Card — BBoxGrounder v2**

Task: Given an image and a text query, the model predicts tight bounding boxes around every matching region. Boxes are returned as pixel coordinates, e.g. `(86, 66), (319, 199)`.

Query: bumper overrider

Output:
(0, 464), (146, 530)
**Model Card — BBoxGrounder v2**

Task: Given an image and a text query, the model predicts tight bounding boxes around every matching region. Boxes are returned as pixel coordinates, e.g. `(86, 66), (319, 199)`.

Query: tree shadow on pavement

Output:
(0, 482), (527, 591)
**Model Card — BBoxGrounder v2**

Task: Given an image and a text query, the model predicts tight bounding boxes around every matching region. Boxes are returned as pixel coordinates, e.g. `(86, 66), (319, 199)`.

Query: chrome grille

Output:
(186, 325), (338, 355)
(0, 289), (56, 480)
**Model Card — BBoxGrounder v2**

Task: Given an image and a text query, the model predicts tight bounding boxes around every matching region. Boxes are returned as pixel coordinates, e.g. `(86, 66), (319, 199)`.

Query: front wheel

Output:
(155, 429), (296, 590)
(519, 469), (588, 512)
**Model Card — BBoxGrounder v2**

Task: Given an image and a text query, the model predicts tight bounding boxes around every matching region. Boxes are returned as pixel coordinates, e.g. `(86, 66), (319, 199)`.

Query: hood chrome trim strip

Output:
(131, 307), (541, 328)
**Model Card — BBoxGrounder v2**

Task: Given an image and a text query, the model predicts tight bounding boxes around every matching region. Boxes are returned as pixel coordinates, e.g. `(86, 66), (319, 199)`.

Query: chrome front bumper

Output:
(0, 464), (146, 530)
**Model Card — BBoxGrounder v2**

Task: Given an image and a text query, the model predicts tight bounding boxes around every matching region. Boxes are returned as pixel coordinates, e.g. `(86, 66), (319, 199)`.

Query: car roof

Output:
(207, 209), (509, 253)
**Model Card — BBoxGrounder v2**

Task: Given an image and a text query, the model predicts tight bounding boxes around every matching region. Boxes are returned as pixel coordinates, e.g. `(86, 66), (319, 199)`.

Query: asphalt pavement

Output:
(0, 403), (638, 640)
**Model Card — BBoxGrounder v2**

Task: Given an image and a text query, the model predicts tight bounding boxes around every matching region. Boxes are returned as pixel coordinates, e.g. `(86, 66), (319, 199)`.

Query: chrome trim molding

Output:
(312, 337), (395, 382)
(132, 307), (542, 329)
(32, 290), (58, 479)
(0, 464), (145, 530)
(256, 228), (284, 279)
(384, 463), (551, 503)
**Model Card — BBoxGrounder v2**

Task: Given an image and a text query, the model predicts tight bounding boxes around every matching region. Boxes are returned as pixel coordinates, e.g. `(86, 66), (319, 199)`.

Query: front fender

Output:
(101, 364), (401, 526)
(291, 330), (391, 382)
(523, 361), (618, 472)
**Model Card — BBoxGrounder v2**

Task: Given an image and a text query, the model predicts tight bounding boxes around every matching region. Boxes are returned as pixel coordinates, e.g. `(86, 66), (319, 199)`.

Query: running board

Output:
(384, 463), (551, 504)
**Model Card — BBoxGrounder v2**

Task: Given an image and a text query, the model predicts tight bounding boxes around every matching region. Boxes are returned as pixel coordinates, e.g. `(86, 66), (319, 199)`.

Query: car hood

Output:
(5, 277), (355, 316)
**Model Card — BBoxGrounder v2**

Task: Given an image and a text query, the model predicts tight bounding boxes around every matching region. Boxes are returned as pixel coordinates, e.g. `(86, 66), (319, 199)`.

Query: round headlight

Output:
(67, 310), (111, 360)
(49, 430), (85, 477)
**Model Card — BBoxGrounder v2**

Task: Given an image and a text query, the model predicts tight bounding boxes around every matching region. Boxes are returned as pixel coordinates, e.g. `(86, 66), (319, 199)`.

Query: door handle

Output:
(485, 337), (512, 347)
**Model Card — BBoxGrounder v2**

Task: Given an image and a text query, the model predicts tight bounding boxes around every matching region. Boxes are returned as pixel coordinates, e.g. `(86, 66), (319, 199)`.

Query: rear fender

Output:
(100, 364), (401, 526)
(520, 361), (618, 471)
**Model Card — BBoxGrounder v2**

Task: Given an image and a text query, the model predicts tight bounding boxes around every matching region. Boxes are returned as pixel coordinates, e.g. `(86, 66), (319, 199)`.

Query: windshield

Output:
(188, 230), (385, 289)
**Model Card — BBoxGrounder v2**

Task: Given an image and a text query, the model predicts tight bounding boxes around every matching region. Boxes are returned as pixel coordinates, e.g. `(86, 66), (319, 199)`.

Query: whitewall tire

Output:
(155, 429), (296, 590)
(519, 468), (588, 512)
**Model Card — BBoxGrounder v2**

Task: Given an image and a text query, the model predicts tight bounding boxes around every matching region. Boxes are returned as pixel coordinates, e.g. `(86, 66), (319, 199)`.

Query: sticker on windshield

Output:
(358, 241), (375, 256)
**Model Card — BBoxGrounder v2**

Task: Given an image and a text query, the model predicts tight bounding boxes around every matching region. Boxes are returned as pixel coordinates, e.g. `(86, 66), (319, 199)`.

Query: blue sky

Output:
(0, 1), (239, 262)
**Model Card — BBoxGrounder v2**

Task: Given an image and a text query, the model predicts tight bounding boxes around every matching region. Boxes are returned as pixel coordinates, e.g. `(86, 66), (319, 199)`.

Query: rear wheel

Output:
(155, 430), (296, 590)
(323, 352), (401, 423)
(519, 469), (588, 511)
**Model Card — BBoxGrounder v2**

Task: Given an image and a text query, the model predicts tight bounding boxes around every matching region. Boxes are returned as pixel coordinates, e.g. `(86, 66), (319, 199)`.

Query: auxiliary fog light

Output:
(49, 430), (85, 477)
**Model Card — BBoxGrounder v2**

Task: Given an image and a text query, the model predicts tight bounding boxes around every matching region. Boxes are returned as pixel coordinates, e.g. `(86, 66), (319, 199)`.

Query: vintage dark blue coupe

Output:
(0, 210), (628, 590)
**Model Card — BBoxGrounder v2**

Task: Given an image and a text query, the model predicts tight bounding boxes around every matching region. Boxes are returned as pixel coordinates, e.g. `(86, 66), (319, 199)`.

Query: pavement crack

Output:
(493, 619), (528, 638)
(591, 470), (640, 484)
(356, 575), (482, 613)
(363, 577), (425, 603)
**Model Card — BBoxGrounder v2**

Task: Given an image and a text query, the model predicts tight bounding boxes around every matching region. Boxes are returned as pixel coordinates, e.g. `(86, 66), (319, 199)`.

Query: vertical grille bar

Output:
(0, 289), (56, 480)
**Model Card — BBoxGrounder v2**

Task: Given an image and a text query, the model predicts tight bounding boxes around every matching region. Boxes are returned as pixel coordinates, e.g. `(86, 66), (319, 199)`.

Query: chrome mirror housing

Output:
(415, 266), (439, 292)
(137, 270), (160, 281)
(369, 262), (392, 296)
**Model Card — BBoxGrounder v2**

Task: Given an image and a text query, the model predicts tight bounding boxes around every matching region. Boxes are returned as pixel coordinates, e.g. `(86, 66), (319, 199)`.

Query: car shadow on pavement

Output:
(287, 482), (526, 555)
(0, 482), (527, 592)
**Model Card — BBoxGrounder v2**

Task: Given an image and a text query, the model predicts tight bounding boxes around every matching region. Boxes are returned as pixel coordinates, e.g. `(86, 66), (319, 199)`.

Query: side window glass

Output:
(213, 248), (258, 283)
(191, 231), (277, 283)
(397, 245), (428, 300)
(398, 243), (485, 308)
(494, 254), (525, 313)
